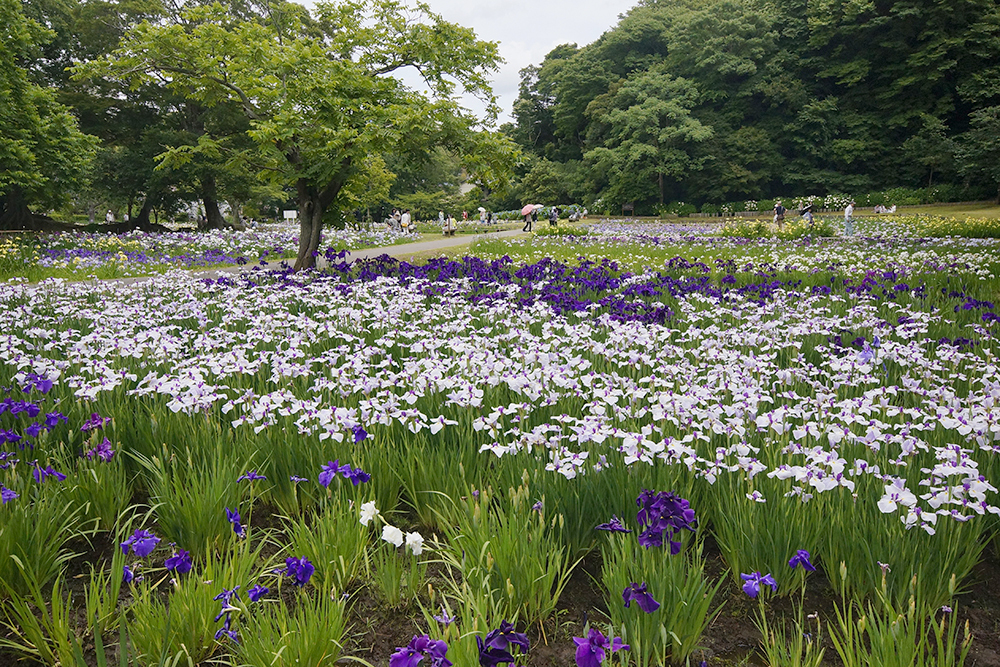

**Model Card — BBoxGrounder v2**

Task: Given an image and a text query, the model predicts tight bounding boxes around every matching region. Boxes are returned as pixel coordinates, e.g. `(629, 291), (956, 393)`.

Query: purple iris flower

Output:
(788, 550), (816, 572)
(622, 582), (660, 613)
(289, 475), (308, 483)
(572, 628), (629, 667)
(32, 462), (67, 483)
(237, 470), (266, 482)
(225, 508), (246, 538)
(247, 584), (269, 602)
(213, 586), (241, 621)
(340, 464), (371, 486)
(80, 413), (111, 432)
(352, 425), (368, 443)
(858, 341), (874, 364)
(0, 452), (17, 470)
(390, 635), (452, 667)
(0, 485), (17, 504)
(432, 606), (456, 626)
(318, 460), (341, 488)
(122, 565), (135, 585)
(636, 490), (697, 553)
(121, 529), (160, 557)
(595, 515), (632, 533)
(22, 374), (53, 394)
(282, 556), (314, 587)
(475, 635), (515, 667)
(165, 549), (192, 574)
(741, 572), (778, 598)
(482, 620), (529, 653)
(85, 437), (115, 462)
(44, 412), (66, 429)
(24, 422), (42, 438)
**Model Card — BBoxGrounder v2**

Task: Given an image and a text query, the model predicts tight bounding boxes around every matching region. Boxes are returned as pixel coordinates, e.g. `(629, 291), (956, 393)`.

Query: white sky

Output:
(379, 0), (640, 125)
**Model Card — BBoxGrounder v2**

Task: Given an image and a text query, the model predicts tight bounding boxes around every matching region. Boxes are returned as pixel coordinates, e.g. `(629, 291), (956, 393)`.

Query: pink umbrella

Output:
(521, 204), (535, 216)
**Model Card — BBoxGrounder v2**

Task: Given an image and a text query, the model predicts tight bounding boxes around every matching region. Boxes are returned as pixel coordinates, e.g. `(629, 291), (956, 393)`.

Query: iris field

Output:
(1, 215), (998, 666)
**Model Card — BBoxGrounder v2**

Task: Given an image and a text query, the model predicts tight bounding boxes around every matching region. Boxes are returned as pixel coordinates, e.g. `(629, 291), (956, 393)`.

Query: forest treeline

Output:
(500, 0), (1000, 214)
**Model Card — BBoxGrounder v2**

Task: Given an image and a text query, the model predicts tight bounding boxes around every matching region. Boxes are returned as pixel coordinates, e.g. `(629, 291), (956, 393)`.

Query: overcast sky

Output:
(396, 0), (640, 125)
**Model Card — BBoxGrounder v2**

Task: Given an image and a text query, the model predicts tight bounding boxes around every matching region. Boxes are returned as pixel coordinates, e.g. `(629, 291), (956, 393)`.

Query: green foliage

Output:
(601, 534), (724, 665)
(235, 594), (348, 667)
(285, 499), (370, 595)
(0, 480), (80, 595)
(0, 571), (79, 666)
(0, 0), (96, 227)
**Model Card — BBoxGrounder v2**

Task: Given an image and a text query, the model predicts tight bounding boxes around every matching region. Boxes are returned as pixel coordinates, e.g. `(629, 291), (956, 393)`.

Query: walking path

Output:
(196, 228), (526, 280)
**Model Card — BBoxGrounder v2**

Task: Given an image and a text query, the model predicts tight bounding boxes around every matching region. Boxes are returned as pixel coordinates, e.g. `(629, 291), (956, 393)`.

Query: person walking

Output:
(773, 200), (786, 228)
(105, 209), (115, 224)
(548, 206), (559, 227)
(801, 204), (814, 227)
(522, 209), (532, 232)
(844, 200), (854, 236)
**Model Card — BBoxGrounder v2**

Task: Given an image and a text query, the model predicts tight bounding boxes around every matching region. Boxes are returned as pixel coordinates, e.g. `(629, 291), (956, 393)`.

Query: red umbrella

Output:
(521, 204), (535, 216)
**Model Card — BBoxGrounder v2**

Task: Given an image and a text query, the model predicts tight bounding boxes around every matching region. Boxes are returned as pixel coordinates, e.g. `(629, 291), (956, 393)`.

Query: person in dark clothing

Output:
(548, 207), (559, 227)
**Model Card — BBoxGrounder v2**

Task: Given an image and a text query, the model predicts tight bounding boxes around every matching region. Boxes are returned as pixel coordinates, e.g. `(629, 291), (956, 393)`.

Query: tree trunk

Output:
(200, 175), (227, 230)
(294, 185), (324, 271)
(132, 195), (156, 228)
(658, 173), (664, 206)
(0, 187), (38, 230)
(292, 171), (349, 271)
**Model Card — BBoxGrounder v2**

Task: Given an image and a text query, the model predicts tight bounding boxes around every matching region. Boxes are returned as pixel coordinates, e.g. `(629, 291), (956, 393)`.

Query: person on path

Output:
(844, 200), (854, 236)
(773, 200), (786, 228)
(479, 209), (486, 224)
(522, 209), (532, 232)
(801, 204), (814, 227)
(105, 210), (114, 224)
(548, 207), (559, 227)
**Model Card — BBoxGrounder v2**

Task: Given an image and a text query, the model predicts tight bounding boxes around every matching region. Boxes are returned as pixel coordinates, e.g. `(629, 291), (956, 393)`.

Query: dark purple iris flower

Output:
(318, 460), (341, 488)
(0, 486), (17, 504)
(622, 582), (660, 613)
(121, 529), (160, 557)
(165, 549), (192, 574)
(122, 565), (135, 585)
(390, 635), (452, 667)
(788, 550), (816, 572)
(247, 584), (269, 602)
(289, 475), (308, 482)
(636, 490), (697, 553)
(32, 462), (67, 483)
(282, 556), (314, 587)
(572, 628), (629, 667)
(475, 635), (515, 667)
(340, 464), (371, 486)
(80, 413), (111, 432)
(352, 425), (368, 443)
(595, 515), (632, 533)
(741, 572), (778, 598)
(213, 586), (241, 622)
(225, 507), (246, 538)
(237, 470), (266, 482)
(85, 437), (115, 462)
(483, 620), (529, 653)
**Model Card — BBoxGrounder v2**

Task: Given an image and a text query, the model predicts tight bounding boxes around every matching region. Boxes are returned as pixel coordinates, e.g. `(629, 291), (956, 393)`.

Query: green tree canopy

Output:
(87, 0), (511, 268)
(0, 0), (96, 229)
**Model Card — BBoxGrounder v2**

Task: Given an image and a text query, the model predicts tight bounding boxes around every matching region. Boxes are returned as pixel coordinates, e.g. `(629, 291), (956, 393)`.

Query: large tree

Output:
(0, 0), (96, 229)
(89, 0), (507, 269)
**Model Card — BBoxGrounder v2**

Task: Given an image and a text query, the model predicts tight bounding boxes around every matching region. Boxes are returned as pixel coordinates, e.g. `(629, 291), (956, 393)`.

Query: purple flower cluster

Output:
(636, 490), (697, 553)
(622, 582), (660, 613)
(573, 628), (629, 667)
(391, 635), (452, 667)
(121, 529), (160, 557)
(476, 620), (529, 666)
(165, 548), (192, 574)
(281, 556), (314, 587)
(80, 413), (111, 432)
(85, 437), (115, 462)
(226, 508), (246, 539)
(318, 459), (371, 487)
(213, 586), (240, 642)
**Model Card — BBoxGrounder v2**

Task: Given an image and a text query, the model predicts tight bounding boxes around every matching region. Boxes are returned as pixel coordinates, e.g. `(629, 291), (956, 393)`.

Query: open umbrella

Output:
(521, 204), (535, 216)
(533, 204), (544, 209)
(477, 206), (486, 212)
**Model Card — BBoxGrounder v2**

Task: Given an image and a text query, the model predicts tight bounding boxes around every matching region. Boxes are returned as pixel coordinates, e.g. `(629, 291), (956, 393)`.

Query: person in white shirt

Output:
(400, 209), (411, 233)
(844, 201), (854, 236)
